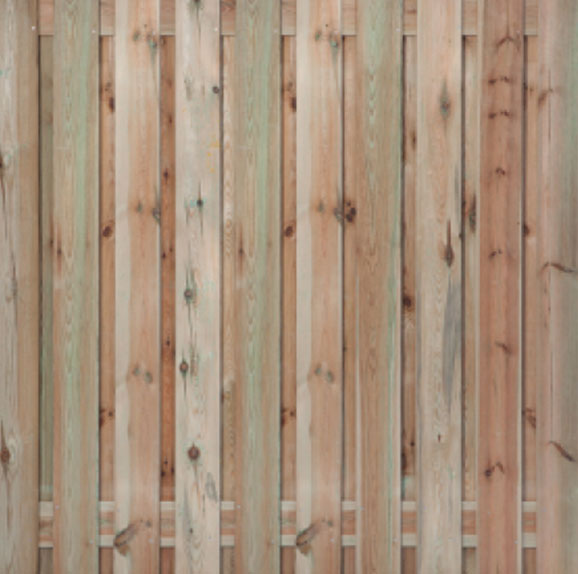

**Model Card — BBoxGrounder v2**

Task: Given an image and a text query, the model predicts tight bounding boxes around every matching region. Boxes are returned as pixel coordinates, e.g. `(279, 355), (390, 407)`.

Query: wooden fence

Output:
(1, 0), (577, 573)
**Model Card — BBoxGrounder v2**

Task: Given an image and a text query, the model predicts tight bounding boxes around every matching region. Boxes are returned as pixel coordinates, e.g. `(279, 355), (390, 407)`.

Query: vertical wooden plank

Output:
(523, 35), (538, 506)
(175, 0), (221, 571)
(100, 34), (116, 574)
(537, 1), (578, 571)
(234, 0), (282, 572)
(356, 0), (403, 572)
(52, 0), (99, 572)
(416, 0), (462, 572)
(296, 0), (342, 569)
(478, 0), (524, 570)
(160, 34), (176, 574)
(342, 35), (357, 573)
(462, 35), (478, 574)
(282, 34), (298, 574)
(115, 0), (160, 570)
(0, 1), (39, 572)
(402, 35), (417, 506)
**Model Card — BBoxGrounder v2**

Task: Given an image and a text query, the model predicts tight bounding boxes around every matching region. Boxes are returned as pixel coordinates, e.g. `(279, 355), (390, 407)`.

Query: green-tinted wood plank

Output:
(52, 0), (99, 572)
(537, 1), (578, 571)
(416, 0), (462, 572)
(233, 1), (282, 573)
(355, 0), (403, 572)
(175, 0), (221, 571)
(0, 1), (40, 572)
(114, 0), (161, 571)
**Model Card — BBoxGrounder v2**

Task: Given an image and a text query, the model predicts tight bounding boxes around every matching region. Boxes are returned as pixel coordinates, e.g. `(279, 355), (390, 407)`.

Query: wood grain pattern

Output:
(175, 0), (221, 570)
(356, 0), (403, 572)
(52, 0), (99, 572)
(296, 0), (342, 571)
(100, 35), (116, 574)
(478, 0), (523, 570)
(416, 0), (462, 572)
(0, 2), (40, 573)
(282, 34), (298, 574)
(115, 0), (161, 571)
(537, 0), (578, 571)
(234, 1), (282, 572)
(37, 0), (540, 36)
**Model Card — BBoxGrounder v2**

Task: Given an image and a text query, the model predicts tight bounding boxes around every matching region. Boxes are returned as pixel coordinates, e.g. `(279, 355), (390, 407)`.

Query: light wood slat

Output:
(234, 1), (282, 572)
(52, 0), (99, 572)
(355, 0), (403, 572)
(0, 2), (40, 573)
(402, 36), (417, 505)
(537, 0), (578, 571)
(37, 0), (540, 36)
(296, 0), (343, 571)
(99, 35), (116, 574)
(342, 35), (358, 572)
(40, 36), (54, 508)
(478, 0), (524, 570)
(282, 34), (298, 574)
(523, 36), (538, 503)
(416, 0), (462, 572)
(175, 0), (221, 571)
(114, 0), (161, 570)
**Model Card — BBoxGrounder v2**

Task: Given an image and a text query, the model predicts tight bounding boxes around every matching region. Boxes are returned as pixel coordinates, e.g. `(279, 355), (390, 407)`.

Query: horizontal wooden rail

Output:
(38, 501), (537, 549)
(37, 0), (538, 36)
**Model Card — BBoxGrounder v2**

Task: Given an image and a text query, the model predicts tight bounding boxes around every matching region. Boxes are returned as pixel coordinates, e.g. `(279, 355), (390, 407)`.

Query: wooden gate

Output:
(1, 0), (577, 573)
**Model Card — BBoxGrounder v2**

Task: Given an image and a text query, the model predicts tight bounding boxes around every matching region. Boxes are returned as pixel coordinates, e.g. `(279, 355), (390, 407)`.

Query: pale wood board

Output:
(0, 1), (40, 572)
(537, 0), (578, 571)
(114, 0), (161, 570)
(52, 0), (99, 572)
(355, 0), (403, 571)
(296, 0), (343, 571)
(416, 0), (462, 572)
(175, 0), (221, 569)
(233, 0), (282, 572)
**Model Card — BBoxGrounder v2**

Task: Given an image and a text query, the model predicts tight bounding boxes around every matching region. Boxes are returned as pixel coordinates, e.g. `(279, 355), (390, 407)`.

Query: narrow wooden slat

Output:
(100, 34), (116, 574)
(523, 36), (538, 505)
(356, 0), (403, 571)
(296, 0), (343, 570)
(282, 34), (298, 574)
(402, 35), (417, 504)
(478, 0), (524, 570)
(342, 35), (357, 572)
(37, 0), (540, 36)
(52, 0), (99, 572)
(174, 0), (221, 570)
(234, 0), (282, 572)
(115, 0), (160, 570)
(0, 2), (40, 572)
(160, 33), (176, 574)
(416, 0), (462, 572)
(537, 0), (578, 571)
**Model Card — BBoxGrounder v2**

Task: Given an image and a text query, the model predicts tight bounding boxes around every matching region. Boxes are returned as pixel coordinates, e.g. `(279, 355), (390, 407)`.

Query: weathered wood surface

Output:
(115, 0), (161, 571)
(0, 2), (40, 573)
(537, 0), (578, 572)
(478, 0), (524, 570)
(52, 0), (99, 572)
(233, 1), (282, 572)
(175, 0), (221, 570)
(416, 0), (462, 572)
(356, 0), (403, 572)
(296, 0), (343, 571)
